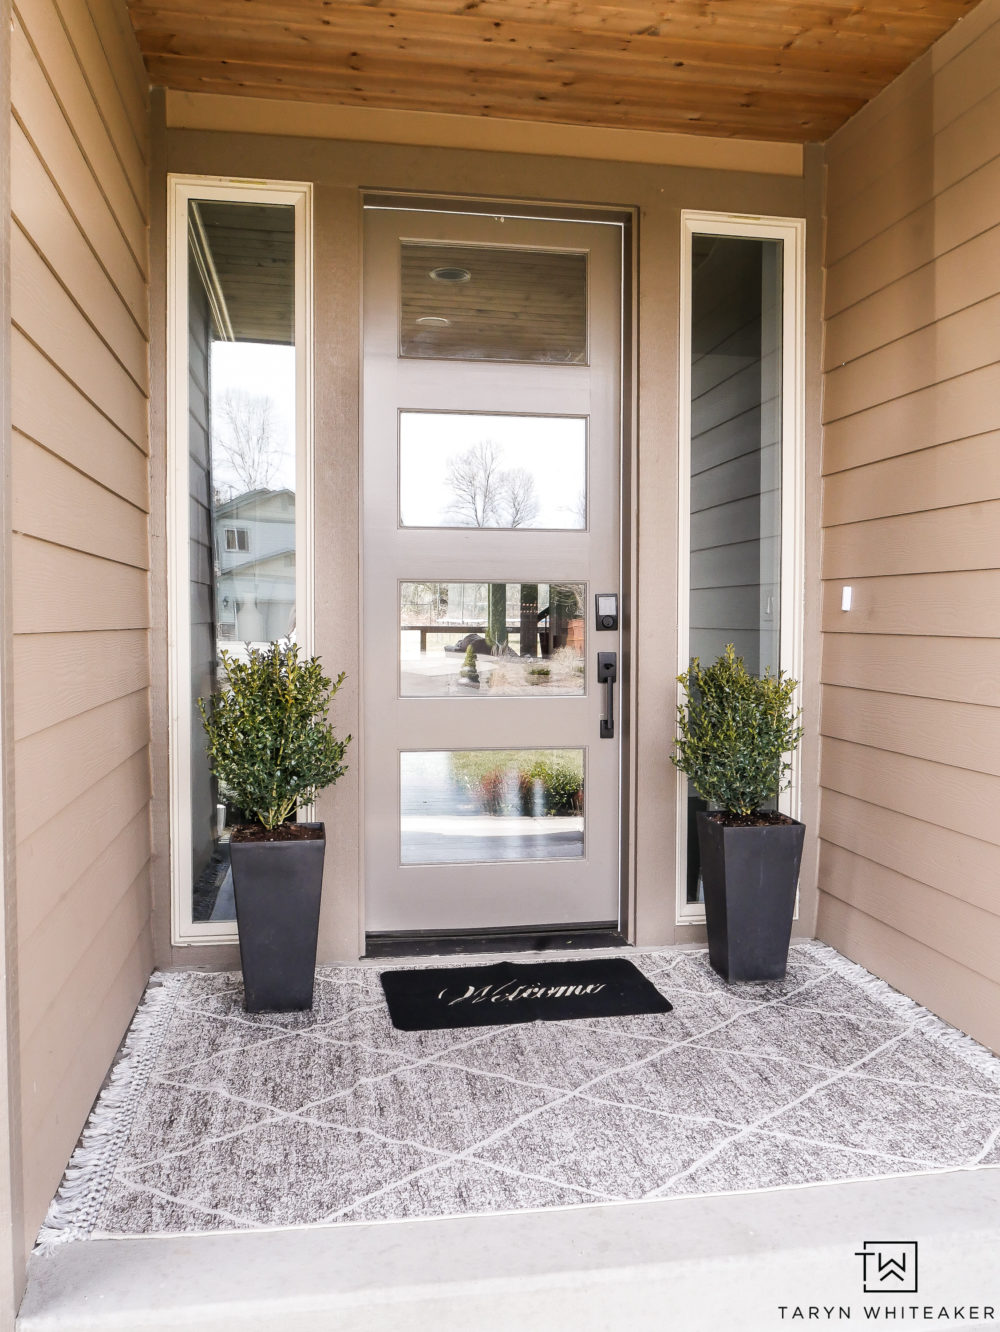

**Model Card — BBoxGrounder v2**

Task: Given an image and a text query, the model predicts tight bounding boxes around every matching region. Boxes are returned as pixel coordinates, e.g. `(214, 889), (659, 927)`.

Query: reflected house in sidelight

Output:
(214, 487), (296, 647)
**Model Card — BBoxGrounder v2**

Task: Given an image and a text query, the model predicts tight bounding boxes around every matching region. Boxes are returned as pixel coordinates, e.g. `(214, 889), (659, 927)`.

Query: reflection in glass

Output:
(400, 243), (587, 364)
(401, 750), (585, 865)
(400, 412), (586, 529)
(187, 199), (297, 923)
(400, 582), (585, 697)
(686, 233), (783, 903)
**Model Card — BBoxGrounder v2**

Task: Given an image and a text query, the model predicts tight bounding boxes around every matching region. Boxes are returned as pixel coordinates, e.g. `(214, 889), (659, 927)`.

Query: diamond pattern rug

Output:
(37, 942), (1000, 1246)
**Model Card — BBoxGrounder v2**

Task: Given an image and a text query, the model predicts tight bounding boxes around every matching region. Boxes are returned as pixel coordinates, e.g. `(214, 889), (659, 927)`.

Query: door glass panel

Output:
(400, 243), (587, 364)
(686, 233), (783, 903)
(400, 582), (585, 696)
(400, 750), (585, 865)
(187, 198), (297, 925)
(399, 412), (587, 529)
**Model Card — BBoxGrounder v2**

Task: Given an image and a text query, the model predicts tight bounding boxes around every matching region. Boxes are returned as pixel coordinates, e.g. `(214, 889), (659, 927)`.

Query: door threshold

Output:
(366, 924), (625, 958)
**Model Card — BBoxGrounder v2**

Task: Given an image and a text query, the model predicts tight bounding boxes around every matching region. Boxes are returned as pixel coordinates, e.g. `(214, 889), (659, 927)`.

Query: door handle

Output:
(597, 652), (617, 739)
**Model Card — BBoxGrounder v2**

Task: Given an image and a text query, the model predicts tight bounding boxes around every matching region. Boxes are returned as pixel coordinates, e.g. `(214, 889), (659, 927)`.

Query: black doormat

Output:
(379, 958), (672, 1031)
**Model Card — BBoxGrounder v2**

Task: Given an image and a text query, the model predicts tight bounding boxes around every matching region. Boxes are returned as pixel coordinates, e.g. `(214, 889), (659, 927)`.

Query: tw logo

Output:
(855, 1241), (919, 1294)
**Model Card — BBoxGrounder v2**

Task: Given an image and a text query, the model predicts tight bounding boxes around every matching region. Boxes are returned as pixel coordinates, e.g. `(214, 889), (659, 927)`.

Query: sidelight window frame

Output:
(675, 210), (806, 926)
(166, 174), (314, 945)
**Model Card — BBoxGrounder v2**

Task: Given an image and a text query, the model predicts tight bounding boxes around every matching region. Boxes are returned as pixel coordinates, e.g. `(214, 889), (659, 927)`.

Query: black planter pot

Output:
(229, 822), (325, 1012)
(696, 811), (805, 982)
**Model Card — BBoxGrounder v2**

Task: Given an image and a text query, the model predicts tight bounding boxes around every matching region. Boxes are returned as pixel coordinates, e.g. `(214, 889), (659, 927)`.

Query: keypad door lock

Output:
(595, 593), (619, 631)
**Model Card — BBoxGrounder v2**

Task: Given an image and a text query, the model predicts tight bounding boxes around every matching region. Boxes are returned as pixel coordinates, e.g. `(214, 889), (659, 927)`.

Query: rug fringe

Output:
(798, 941), (1000, 1088)
(33, 973), (184, 1254)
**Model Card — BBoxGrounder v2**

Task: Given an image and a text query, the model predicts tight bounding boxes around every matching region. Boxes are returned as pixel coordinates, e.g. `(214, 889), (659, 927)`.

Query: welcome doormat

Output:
(379, 957), (672, 1030)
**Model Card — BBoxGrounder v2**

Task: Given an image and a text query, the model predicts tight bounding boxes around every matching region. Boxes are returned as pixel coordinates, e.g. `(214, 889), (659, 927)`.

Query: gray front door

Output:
(363, 205), (624, 934)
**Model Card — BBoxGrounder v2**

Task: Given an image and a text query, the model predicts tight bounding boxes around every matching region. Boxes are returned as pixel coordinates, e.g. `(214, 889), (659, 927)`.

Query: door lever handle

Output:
(597, 652), (617, 739)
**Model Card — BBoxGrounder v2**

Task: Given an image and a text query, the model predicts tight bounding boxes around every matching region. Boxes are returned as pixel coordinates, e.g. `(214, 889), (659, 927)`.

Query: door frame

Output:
(358, 192), (638, 947)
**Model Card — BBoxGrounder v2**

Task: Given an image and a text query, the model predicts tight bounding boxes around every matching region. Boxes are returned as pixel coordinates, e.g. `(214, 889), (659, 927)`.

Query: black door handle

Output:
(597, 652), (617, 739)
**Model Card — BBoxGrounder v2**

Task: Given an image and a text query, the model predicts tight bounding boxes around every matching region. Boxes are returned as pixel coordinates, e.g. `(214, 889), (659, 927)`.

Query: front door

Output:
(363, 205), (624, 935)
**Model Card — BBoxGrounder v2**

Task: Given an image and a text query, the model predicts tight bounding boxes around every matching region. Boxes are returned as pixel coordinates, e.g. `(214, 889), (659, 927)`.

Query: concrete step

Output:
(18, 1169), (1000, 1331)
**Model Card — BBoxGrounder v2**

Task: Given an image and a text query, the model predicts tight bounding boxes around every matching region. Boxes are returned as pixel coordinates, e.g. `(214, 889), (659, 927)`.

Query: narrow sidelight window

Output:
(679, 214), (804, 915)
(168, 178), (312, 942)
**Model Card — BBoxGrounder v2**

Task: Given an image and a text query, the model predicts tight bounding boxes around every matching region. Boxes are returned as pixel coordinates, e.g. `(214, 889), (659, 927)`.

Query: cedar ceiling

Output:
(127, 0), (983, 143)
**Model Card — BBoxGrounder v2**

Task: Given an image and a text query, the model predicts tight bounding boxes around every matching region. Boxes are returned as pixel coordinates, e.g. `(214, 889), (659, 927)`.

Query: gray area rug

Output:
(38, 942), (1000, 1246)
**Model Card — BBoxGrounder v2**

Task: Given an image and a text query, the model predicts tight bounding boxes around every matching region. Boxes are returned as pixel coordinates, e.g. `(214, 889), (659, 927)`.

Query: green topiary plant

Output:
(671, 644), (803, 819)
(459, 642), (480, 684)
(199, 641), (350, 831)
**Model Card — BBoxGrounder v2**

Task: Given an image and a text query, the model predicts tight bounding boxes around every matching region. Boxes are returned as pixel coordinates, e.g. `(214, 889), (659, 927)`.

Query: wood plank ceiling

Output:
(126, 0), (983, 142)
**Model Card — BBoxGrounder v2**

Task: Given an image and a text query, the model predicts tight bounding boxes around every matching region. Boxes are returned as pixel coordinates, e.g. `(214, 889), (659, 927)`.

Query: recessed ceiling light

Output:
(415, 315), (451, 327)
(429, 266), (471, 283)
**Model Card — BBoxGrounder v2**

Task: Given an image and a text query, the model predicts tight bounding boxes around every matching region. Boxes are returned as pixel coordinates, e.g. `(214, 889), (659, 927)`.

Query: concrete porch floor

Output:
(18, 942), (1000, 1329)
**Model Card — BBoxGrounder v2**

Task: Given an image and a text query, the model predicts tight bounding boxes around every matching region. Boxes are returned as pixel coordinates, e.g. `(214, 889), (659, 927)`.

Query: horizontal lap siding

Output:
(820, 0), (1000, 1052)
(9, 0), (151, 1253)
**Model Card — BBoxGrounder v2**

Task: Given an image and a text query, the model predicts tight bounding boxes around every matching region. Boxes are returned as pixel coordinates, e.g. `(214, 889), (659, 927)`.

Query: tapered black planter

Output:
(696, 811), (805, 982)
(229, 822), (325, 1012)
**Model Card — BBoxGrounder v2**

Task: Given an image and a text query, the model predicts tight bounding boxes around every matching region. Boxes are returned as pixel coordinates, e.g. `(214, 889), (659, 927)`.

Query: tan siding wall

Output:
(9, 0), (151, 1251)
(819, 0), (1000, 1051)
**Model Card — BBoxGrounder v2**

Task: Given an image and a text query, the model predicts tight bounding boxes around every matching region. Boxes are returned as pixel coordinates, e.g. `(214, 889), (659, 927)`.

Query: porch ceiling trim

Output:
(164, 90), (805, 176)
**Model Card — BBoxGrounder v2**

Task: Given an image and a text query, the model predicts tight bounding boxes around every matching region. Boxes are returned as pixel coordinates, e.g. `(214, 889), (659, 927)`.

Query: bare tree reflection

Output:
(501, 467), (540, 528)
(445, 439), (539, 528)
(214, 388), (280, 498)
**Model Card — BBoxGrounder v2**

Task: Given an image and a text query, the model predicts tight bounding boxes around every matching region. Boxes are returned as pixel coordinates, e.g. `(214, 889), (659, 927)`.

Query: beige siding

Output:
(9, 0), (151, 1253)
(819, 0), (1000, 1051)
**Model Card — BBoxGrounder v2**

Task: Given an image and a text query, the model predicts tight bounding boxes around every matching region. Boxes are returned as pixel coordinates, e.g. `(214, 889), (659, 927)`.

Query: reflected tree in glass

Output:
(445, 440), (540, 528)
(400, 413), (586, 530)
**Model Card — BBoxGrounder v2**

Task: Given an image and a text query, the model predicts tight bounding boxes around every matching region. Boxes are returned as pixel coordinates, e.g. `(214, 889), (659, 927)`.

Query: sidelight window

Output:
(167, 176), (312, 943)
(677, 212), (805, 919)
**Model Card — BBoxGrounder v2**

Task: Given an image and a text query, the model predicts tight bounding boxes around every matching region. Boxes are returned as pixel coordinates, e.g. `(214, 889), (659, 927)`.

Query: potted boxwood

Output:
(199, 641), (350, 1012)
(672, 644), (804, 982)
